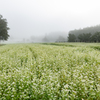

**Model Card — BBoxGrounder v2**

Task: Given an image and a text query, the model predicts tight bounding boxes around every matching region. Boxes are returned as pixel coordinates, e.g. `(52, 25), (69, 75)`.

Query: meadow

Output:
(0, 43), (100, 100)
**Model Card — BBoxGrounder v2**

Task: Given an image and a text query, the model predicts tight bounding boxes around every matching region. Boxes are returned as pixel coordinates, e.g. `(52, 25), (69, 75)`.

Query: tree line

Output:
(68, 25), (100, 42)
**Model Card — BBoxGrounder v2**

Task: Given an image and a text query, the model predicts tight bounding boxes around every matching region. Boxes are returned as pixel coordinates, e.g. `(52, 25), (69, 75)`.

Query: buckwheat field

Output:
(0, 43), (100, 100)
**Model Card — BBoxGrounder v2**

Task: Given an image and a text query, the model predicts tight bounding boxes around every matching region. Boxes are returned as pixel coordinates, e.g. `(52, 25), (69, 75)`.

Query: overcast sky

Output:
(1, 0), (100, 39)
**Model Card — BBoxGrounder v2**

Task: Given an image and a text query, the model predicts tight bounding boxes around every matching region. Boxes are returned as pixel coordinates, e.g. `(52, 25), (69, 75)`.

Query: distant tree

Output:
(78, 33), (91, 42)
(0, 15), (10, 41)
(68, 33), (76, 42)
(42, 36), (49, 43)
(78, 34), (84, 42)
(56, 36), (66, 42)
(91, 32), (100, 42)
(85, 33), (91, 42)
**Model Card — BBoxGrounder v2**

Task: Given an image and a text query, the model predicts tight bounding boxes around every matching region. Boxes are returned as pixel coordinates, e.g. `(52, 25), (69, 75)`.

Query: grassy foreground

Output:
(0, 43), (100, 100)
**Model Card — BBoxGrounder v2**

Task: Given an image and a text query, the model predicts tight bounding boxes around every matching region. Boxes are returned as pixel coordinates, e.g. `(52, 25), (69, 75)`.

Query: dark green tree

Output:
(68, 33), (76, 42)
(0, 15), (10, 41)
(91, 32), (100, 42)
(78, 34), (84, 42)
(78, 33), (91, 42)
(85, 33), (91, 42)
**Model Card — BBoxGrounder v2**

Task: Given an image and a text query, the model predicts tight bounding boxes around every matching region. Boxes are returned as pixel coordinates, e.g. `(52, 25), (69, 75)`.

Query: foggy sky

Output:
(1, 0), (100, 40)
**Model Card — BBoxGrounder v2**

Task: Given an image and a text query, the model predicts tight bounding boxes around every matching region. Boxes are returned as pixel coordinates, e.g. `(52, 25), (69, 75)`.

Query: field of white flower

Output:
(0, 43), (100, 100)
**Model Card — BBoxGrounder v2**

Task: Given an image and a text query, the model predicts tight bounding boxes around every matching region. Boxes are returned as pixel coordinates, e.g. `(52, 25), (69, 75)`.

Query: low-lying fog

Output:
(1, 0), (100, 43)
